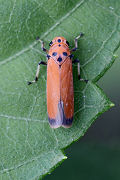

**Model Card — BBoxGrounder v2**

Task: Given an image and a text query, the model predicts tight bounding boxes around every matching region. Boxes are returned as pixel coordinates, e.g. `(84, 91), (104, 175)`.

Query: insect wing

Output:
(47, 58), (62, 128)
(61, 57), (74, 128)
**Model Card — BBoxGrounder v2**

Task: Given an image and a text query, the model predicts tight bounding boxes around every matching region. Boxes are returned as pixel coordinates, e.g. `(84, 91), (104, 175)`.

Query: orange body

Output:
(47, 37), (74, 128)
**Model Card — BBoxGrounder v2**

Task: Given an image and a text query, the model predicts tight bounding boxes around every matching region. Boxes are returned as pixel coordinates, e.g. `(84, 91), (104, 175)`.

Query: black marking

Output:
(58, 39), (61, 43)
(39, 61), (47, 65)
(66, 41), (69, 46)
(62, 117), (73, 128)
(42, 48), (46, 52)
(48, 118), (57, 127)
(69, 54), (74, 59)
(35, 77), (38, 81)
(49, 41), (53, 46)
(79, 76), (89, 83)
(28, 81), (32, 85)
(52, 52), (57, 56)
(78, 74), (80, 80)
(72, 59), (79, 64)
(58, 44), (61, 47)
(59, 65), (61, 69)
(80, 32), (84, 37)
(48, 117), (62, 128)
(72, 47), (77, 51)
(36, 36), (40, 40)
(84, 79), (88, 83)
(63, 52), (67, 56)
(57, 57), (62, 62)
(47, 54), (51, 59)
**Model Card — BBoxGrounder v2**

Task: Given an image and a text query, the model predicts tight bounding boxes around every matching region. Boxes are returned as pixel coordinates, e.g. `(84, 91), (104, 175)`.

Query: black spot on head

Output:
(66, 41), (69, 46)
(63, 52), (67, 56)
(58, 39), (61, 43)
(52, 52), (57, 56)
(57, 57), (62, 62)
(49, 41), (53, 46)
(58, 44), (61, 47)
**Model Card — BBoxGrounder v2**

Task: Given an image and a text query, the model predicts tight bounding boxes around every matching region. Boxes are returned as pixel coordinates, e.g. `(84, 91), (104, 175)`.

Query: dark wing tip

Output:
(48, 117), (62, 129)
(62, 117), (73, 128)
(48, 116), (73, 128)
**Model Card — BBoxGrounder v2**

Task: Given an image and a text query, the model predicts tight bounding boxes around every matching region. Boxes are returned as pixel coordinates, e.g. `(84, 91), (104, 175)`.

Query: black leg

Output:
(36, 36), (48, 53)
(71, 32), (84, 52)
(72, 59), (88, 83)
(28, 61), (47, 85)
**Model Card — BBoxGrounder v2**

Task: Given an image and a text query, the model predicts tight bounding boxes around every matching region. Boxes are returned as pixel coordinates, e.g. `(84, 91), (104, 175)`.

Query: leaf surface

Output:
(0, 0), (120, 179)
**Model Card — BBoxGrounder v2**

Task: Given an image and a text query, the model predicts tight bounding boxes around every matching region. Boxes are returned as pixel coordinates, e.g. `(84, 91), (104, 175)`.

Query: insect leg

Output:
(28, 61), (47, 85)
(71, 32), (84, 52)
(36, 36), (48, 53)
(72, 59), (88, 83)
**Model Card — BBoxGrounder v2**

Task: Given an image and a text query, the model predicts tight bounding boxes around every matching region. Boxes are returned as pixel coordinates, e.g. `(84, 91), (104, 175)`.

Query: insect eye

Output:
(52, 52), (57, 56)
(63, 52), (67, 56)
(49, 41), (53, 46)
(66, 41), (69, 46)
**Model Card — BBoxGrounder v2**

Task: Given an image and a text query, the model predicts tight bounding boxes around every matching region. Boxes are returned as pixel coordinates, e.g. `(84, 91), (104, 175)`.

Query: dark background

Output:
(46, 48), (120, 180)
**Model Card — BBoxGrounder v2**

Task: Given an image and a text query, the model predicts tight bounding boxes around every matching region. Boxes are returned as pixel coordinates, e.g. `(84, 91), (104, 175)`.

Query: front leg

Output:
(72, 59), (88, 83)
(36, 36), (48, 53)
(28, 61), (47, 85)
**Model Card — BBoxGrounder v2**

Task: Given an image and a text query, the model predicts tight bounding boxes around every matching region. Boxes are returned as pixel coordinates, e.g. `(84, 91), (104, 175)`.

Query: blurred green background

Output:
(46, 48), (120, 180)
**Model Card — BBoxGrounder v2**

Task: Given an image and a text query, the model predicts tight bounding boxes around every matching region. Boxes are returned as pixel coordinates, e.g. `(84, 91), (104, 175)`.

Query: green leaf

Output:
(0, 0), (120, 179)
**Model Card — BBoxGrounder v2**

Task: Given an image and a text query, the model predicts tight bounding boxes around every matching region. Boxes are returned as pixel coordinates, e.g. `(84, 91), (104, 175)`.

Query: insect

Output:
(28, 33), (87, 128)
